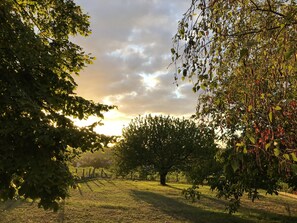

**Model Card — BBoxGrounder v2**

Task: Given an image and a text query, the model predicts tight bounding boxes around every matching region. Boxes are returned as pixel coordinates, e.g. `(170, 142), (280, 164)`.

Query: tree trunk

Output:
(159, 172), (167, 186)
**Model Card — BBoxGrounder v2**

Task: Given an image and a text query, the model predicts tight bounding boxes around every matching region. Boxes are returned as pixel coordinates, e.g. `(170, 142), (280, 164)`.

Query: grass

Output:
(0, 179), (296, 223)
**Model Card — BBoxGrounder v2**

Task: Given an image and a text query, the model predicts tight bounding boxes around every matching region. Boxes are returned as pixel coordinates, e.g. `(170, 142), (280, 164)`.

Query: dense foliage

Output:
(172, 0), (297, 212)
(114, 115), (217, 185)
(0, 0), (114, 210)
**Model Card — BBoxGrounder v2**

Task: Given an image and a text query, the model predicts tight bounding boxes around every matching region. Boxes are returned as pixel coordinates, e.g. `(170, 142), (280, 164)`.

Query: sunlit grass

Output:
(0, 180), (296, 223)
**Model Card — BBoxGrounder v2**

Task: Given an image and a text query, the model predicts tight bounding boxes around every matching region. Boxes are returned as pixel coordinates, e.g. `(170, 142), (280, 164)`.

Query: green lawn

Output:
(0, 179), (296, 223)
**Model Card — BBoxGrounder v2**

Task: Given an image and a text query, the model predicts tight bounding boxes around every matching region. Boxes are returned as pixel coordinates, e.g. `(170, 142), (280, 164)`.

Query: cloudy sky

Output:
(73, 0), (197, 135)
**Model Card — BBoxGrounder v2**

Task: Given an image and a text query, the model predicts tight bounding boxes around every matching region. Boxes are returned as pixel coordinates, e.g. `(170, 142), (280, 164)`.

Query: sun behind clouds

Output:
(73, 110), (130, 136)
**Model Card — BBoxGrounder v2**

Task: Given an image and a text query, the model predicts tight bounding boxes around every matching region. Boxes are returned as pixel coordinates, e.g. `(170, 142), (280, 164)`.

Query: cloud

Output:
(73, 0), (195, 134)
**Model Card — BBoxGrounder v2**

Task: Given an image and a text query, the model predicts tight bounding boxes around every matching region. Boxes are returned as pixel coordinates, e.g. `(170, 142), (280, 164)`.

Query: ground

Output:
(0, 179), (296, 223)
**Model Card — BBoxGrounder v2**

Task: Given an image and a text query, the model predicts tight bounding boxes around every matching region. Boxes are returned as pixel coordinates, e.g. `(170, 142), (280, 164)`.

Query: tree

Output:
(172, 0), (297, 212)
(0, 0), (114, 210)
(114, 115), (217, 185)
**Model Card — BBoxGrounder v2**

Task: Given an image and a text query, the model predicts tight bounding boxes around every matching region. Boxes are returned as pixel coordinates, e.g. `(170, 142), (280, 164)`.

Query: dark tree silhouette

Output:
(0, 0), (114, 210)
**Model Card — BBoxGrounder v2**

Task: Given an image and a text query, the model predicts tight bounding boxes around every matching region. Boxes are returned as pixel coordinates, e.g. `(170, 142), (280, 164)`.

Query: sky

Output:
(73, 0), (197, 136)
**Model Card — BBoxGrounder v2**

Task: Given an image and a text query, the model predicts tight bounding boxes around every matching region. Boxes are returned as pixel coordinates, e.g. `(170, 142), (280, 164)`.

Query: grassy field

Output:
(0, 179), (296, 223)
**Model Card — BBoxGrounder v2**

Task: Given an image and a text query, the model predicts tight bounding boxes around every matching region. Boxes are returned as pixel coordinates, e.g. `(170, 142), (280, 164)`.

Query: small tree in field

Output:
(114, 115), (217, 185)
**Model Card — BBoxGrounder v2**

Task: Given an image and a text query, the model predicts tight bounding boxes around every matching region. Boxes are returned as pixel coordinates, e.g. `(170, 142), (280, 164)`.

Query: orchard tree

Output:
(114, 115), (217, 185)
(0, 0), (114, 210)
(172, 0), (297, 211)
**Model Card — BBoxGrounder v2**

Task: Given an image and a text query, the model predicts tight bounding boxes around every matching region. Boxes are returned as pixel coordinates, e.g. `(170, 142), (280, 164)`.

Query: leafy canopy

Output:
(0, 0), (114, 210)
(172, 0), (297, 212)
(114, 115), (217, 185)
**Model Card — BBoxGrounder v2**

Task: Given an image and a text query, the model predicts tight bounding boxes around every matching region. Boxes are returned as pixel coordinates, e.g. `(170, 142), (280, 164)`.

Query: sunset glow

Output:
(73, 0), (196, 136)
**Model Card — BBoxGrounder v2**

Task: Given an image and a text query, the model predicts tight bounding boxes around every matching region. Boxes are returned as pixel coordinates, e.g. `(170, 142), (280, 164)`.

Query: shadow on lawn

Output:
(0, 199), (24, 211)
(166, 184), (183, 191)
(201, 194), (297, 223)
(91, 179), (105, 187)
(131, 190), (252, 223)
(85, 181), (94, 192)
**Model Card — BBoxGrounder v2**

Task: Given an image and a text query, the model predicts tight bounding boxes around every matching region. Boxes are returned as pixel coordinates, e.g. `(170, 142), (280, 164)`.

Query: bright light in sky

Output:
(73, 0), (196, 136)
(140, 73), (159, 90)
(173, 89), (184, 99)
(96, 110), (132, 136)
(73, 110), (131, 136)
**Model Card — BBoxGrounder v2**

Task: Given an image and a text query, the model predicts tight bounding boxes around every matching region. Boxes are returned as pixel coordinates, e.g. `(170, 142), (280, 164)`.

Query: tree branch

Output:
(250, 0), (287, 18)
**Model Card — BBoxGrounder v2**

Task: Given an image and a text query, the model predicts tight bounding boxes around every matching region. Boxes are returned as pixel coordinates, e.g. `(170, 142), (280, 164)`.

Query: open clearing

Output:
(0, 179), (296, 223)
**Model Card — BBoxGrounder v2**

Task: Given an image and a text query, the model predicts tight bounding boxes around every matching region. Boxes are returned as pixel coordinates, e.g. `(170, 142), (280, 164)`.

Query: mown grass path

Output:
(0, 179), (296, 223)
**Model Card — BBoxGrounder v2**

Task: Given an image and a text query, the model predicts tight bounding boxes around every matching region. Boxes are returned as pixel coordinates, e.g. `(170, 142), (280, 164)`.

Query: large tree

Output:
(114, 115), (217, 185)
(0, 0), (114, 210)
(172, 0), (297, 211)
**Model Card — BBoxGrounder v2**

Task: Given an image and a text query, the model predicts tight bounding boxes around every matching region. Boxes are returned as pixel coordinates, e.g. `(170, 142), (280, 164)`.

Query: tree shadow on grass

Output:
(78, 179), (105, 195)
(78, 186), (83, 196)
(199, 194), (229, 208)
(91, 179), (105, 187)
(0, 199), (25, 211)
(85, 181), (94, 192)
(104, 179), (116, 186)
(239, 205), (297, 223)
(239, 199), (297, 222)
(166, 184), (183, 191)
(131, 190), (252, 223)
(196, 194), (297, 223)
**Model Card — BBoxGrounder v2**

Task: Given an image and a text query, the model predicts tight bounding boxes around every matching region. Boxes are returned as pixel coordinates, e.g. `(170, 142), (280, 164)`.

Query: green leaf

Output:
(292, 164), (297, 175)
(274, 148), (280, 157)
(247, 135), (256, 144)
(231, 160), (239, 172)
(269, 112), (273, 122)
(236, 142), (247, 153)
(274, 106), (282, 111)
(283, 154), (290, 160)
(265, 143), (271, 150)
(171, 48), (176, 54)
(248, 105), (252, 112)
(236, 142), (244, 147)
(290, 153), (297, 162)
(201, 83), (207, 91)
